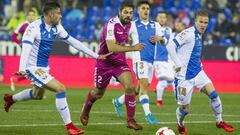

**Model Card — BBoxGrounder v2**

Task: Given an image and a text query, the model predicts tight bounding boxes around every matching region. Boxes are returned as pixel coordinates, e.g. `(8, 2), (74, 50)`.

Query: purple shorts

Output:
(94, 64), (130, 90)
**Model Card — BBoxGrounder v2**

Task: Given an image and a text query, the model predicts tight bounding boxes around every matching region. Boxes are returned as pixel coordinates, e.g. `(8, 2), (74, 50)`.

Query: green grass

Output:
(0, 85), (239, 135)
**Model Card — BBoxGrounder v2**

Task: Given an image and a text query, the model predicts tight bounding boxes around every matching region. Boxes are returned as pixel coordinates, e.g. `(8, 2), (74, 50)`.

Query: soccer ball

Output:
(155, 127), (175, 135)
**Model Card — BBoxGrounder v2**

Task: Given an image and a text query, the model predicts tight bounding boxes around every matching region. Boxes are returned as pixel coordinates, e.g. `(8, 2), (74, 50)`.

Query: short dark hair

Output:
(156, 11), (168, 17)
(119, 1), (134, 12)
(42, 1), (61, 15)
(195, 10), (208, 19)
(27, 9), (35, 14)
(137, 0), (150, 8)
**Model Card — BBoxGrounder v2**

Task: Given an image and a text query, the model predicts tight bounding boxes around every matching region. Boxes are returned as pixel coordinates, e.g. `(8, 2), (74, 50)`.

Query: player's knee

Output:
(57, 84), (66, 93)
(32, 93), (44, 100)
(92, 89), (104, 99)
(181, 104), (190, 112)
(124, 84), (135, 93)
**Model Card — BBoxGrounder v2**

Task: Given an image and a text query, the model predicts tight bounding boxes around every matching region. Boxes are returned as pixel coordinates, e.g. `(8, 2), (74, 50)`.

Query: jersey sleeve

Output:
(57, 24), (70, 40)
(172, 30), (191, 47)
(129, 21), (139, 46)
(105, 20), (115, 40)
(155, 22), (164, 37)
(22, 24), (37, 45)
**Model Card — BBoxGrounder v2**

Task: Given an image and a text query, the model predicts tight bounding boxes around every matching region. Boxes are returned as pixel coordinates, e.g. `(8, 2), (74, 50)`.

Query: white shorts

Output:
(154, 61), (174, 79)
(25, 67), (54, 87)
(174, 70), (212, 105)
(133, 61), (153, 84)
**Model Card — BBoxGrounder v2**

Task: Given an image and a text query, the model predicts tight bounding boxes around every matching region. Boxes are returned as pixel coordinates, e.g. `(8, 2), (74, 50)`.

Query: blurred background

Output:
(0, 0), (239, 92)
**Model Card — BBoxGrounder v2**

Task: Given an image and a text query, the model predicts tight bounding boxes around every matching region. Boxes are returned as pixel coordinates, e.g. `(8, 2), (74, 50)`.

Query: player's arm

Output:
(166, 40), (182, 72)
(106, 21), (144, 52)
(58, 25), (109, 59)
(106, 40), (144, 53)
(18, 25), (36, 75)
(166, 31), (189, 70)
(12, 24), (22, 45)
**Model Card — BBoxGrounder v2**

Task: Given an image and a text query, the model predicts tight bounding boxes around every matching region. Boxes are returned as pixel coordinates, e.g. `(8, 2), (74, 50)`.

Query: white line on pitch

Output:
(0, 121), (240, 127)
(0, 109), (239, 117)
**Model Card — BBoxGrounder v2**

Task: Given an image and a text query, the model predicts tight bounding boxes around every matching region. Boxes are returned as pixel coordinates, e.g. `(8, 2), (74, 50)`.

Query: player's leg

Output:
(154, 61), (174, 107)
(117, 71), (142, 130)
(197, 71), (234, 132)
(3, 85), (44, 112)
(136, 62), (157, 124)
(44, 79), (84, 134)
(175, 79), (193, 134)
(80, 66), (110, 126)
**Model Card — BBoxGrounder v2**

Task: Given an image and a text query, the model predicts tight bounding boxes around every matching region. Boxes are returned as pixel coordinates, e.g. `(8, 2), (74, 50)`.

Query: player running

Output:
(167, 10), (235, 134)
(4, 2), (109, 135)
(10, 9), (36, 91)
(153, 11), (175, 107)
(80, 2), (144, 130)
(112, 1), (166, 124)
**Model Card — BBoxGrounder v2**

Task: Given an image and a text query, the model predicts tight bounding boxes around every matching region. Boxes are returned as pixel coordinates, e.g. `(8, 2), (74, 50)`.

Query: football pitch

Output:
(0, 85), (239, 135)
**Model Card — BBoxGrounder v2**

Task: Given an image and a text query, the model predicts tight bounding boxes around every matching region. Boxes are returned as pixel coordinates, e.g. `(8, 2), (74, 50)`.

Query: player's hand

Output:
(150, 36), (165, 45)
(133, 43), (144, 51)
(15, 71), (26, 77)
(97, 52), (113, 60)
(173, 66), (181, 73)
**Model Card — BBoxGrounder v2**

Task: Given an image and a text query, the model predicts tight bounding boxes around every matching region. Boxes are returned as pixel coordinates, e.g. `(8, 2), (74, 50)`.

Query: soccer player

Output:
(167, 10), (235, 134)
(10, 9), (36, 91)
(3, 2), (109, 135)
(80, 2), (144, 130)
(112, 1), (166, 124)
(154, 11), (175, 107)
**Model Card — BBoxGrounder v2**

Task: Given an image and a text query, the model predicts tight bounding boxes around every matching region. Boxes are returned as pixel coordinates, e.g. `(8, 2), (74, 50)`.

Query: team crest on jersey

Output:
(108, 30), (113, 36)
(150, 23), (155, 29)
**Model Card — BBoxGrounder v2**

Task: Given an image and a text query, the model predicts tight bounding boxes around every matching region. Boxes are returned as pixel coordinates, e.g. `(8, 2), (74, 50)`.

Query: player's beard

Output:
(120, 16), (131, 25)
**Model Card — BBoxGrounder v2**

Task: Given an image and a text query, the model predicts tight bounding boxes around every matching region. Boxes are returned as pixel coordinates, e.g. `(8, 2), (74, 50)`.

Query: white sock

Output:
(210, 96), (223, 122)
(118, 94), (125, 104)
(139, 94), (151, 116)
(12, 89), (33, 102)
(56, 92), (71, 125)
(176, 107), (188, 126)
(156, 80), (167, 101)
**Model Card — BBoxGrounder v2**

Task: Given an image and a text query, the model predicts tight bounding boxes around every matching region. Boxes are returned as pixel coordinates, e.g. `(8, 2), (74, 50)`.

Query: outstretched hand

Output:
(97, 52), (113, 60)
(133, 43), (145, 51)
(15, 71), (26, 77)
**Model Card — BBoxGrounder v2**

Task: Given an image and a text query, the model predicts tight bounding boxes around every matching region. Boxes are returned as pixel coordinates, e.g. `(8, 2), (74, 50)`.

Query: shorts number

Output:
(178, 87), (187, 96)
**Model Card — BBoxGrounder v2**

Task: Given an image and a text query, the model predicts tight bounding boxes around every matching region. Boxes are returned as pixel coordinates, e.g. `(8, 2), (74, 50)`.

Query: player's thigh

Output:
(175, 79), (194, 105)
(194, 70), (214, 95)
(117, 71), (135, 93)
(134, 61), (153, 84)
(94, 67), (112, 92)
(26, 67), (54, 88)
(44, 78), (66, 93)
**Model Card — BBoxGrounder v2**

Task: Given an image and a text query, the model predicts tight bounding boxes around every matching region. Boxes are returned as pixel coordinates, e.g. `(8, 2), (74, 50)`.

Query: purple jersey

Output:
(97, 16), (131, 67)
(94, 16), (132, 90)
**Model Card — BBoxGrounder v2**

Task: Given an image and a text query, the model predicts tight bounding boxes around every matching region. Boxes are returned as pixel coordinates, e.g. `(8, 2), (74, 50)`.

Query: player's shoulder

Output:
(28, 19), (41, 30)
(108, 16), (119, 25)
(178, 27), (194, 38)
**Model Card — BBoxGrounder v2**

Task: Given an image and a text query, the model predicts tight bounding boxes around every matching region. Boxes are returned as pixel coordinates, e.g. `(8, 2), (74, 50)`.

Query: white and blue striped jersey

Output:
(154, 26), (173, 62)
(168, 26), (202, 80)
(19, 16), (98, 72)
(21, 17), (68, 69)
(129, 19), (163, 64)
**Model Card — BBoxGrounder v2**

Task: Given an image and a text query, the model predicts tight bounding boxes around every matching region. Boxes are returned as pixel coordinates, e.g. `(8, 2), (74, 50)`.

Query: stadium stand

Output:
(0, 0), (239, 45)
